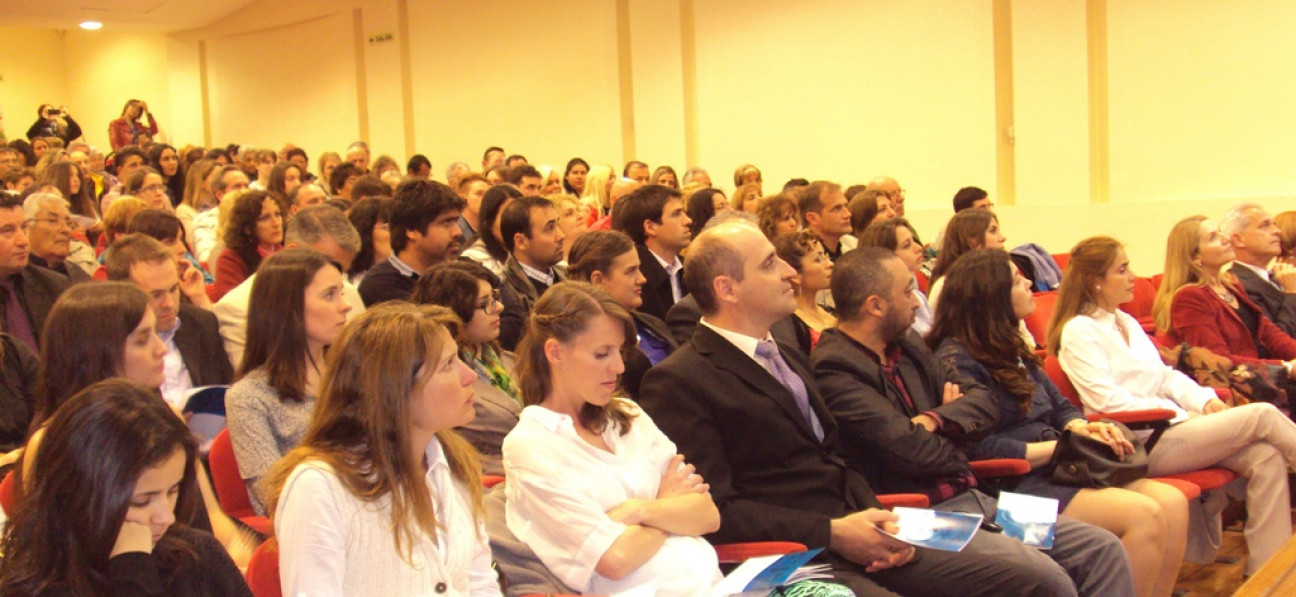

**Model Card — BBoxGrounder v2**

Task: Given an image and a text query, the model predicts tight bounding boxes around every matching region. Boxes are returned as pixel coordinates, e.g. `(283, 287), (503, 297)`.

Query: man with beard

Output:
(499, 196), (566, 315)
(809, 247), (1133, 597)
(358, 179), (464, 306)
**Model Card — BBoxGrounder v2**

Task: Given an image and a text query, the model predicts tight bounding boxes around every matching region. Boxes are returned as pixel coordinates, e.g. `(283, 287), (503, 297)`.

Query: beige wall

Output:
(0, 27), (68, 144)
(5, 1), (1295, 270)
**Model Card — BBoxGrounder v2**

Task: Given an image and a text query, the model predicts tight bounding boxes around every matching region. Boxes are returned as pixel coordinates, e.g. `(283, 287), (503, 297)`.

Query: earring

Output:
(1096, 285), (1102, 292)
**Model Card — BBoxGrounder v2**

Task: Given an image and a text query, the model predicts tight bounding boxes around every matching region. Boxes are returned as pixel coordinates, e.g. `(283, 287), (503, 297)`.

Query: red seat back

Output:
(915, 270), (930, 295)
(0, 470), (14, 516)
(1044, 355), (1083, 410)
(1022, 291), (1058, 349)
(1119, 276), (1158, 321)
(1052, 253), (1070, 272)
(246, 537), (282, 597)
(209, 428), (257, 519)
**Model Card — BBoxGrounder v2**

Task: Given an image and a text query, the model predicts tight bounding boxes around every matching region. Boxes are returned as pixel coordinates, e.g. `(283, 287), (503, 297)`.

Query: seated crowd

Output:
(1, 122), (1295, 596)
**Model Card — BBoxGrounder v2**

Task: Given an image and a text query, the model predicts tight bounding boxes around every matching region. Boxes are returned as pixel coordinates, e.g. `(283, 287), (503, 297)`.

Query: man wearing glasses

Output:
(22, 193), (91, 283)
(0, 194), (73, 352)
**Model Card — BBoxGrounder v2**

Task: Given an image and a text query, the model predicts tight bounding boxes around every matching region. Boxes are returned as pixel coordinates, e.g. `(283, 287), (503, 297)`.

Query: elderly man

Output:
(681, 166), (711, 189)
(23, 193), (90, 283)
(1223, 203), (1296, 336)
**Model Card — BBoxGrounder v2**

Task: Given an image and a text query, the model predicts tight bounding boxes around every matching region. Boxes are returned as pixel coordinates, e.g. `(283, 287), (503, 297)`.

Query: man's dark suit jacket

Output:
(636, 244), (684, 322)
(0, 264), (74, 346)
(810, 328), (998, 496)
(29, 255), (91, 284)
(176, 303), (234, 387)
(1231, 263), (1296, 337)
(665, 294), (804, 351)
(640, 325), (879, 550)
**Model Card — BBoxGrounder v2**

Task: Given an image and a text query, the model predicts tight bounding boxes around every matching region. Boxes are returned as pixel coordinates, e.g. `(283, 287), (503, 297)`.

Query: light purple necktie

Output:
(755, 340), (824, 441)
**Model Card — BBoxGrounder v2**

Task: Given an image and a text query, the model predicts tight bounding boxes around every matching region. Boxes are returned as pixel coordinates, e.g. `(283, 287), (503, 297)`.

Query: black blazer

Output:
(810, 328), (998, 496)
(635, 244), (683, 322)
(0, 265), (74, 346)
(175, 304), (234, 388)
(665, 294), (803, 351)
(640, 325), (879, 550)
(1231, 263), (1296, 337)
(0, 334), (38, 452)
(622, 310), (677, 400)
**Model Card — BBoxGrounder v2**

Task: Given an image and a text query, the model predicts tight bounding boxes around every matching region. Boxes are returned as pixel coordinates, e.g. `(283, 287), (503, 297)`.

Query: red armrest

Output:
(1086, 408), (1176, 425)
(1214, 388), (1232, 402)
(481, 474), (505, 488)
(714, 541), (808, 564)
(240, 514), (272, 536)
(877, 493), (930, 510)
(968, 458), (1031, 478)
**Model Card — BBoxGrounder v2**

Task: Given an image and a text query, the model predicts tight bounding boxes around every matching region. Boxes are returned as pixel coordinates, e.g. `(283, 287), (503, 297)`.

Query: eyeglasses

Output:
(477, 291), (503, 313)
(142, 184), (167, 194)
(28, 216), (71, 229)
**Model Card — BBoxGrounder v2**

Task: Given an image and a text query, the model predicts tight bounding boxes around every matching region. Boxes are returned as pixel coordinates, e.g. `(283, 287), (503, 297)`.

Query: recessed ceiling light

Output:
(80, 21), (103, 31)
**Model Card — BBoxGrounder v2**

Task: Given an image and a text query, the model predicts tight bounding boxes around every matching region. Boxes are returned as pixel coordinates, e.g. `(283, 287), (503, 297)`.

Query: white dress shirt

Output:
(503, 401), (721, 596)
(1058, 307), (1215, 423)
(649, 249), (685, 303)
(157, 319), (194, 408)
(275, 438), (502, 597)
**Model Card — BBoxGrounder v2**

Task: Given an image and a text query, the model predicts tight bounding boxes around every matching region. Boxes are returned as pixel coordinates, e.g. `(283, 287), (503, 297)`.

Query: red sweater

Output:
(1164, 283), (1296, 366)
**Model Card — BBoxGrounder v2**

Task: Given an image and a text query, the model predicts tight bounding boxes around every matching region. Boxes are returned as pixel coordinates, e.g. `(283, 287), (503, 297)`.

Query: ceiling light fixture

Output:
(80, 21), (103, 31)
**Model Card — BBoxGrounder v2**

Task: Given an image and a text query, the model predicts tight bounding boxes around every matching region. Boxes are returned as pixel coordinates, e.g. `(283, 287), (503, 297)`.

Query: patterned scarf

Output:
(465, 344), (520, 404)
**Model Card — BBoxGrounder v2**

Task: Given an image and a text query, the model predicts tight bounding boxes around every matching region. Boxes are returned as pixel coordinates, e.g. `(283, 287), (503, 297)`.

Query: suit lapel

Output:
(173, 309), (202, 386)
(692, 326), (820, 443)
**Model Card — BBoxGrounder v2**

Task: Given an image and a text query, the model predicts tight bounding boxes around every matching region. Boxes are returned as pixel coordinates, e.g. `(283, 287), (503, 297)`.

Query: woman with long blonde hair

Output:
(1048, 236), (1296, 577)
(579, 164), (614, 225)
(265, 302), (500, 596)
(1152, 215), (1296, 370)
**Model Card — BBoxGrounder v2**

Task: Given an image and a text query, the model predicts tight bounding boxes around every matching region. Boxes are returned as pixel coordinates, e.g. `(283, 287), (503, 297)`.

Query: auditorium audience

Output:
(212, 189), (283, 300)
(772, 229), (834, 352)
(344, 196), (392, 285)
(931, 248), (1187, 597)
(504, 282), (721, 595)
(507, 164), (545, 197)
(858, 217), (932, 336)
(317, 152), (342, 193)
(121, 166), (171, 212)
(24, 104), (82, 144)
(285, 181), (327, 217)
(564, 158), (590, 197)
(455, 173), (490, 248)
(0, 194), (73, 353)
(38, 160), (97, 222)
(189, 166), (249, 263)
(685, 188), (727, 239)
(800, 181), (855, 263)
(0, 380), (250, 596)
(358, 179), (465, 306)
(176, 159), (219, 243)
(226, 249), (350, 515)
(500, 196), (567, 315)
(1223, 204), (1296, 337)
(213, 204), (362, 368)
(461, 184), (523, 277)
(23, 282), (255, 567)
(641, 222), (1130, 595)
(107, 100), (158, 151)
(865, 176), (906, 217)
(614, 185), (692, 322)
(652, 165), (678, 188)
(1050, 236), (1296, 576)
(1153, 215), (1296, 370)
(567, 230), (677, 399)
(126, 208), (214, 289)
(22, 193), (91, 283)
(105, 235), (231, 408)
(265, 302), (501, 596)
(847, 188), (896, 239)
(732, 182), (762, 215)
(148, 144), (184, 207)
(756, 192), (800, 239)
(928, 208), (1007, 307)
(412, 262), (520, 476)
(580, 164), (614, 223)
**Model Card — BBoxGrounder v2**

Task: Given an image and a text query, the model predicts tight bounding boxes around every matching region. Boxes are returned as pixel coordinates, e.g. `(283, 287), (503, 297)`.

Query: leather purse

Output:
(1048, 421), (1148, 488)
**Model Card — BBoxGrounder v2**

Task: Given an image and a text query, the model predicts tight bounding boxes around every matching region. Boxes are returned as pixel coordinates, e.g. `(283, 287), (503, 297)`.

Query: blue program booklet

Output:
(878, 507), (982, 552)
(710, 548), (831, 596)
(994, 491), (1059, 550)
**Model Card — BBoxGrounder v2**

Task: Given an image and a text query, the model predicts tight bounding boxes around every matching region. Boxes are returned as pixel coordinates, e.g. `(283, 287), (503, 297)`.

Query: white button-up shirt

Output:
(1058, 307), (1215, 424)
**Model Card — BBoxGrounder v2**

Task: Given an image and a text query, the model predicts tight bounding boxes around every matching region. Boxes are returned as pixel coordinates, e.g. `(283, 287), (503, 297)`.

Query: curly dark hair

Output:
(223, 189), (282, 273)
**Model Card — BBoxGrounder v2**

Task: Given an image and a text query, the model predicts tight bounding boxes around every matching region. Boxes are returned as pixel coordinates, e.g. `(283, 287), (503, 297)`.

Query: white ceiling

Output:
(0, 0), (258, 33)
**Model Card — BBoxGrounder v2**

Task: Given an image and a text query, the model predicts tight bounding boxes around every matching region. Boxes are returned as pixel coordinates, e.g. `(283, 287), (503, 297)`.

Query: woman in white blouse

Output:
(264, 303), (501, 597)
(1048, 236), (1296, 576)
(503, 282), (722, 596)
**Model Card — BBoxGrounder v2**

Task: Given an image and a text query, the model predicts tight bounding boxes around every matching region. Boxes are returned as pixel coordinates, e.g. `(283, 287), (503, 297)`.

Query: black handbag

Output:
(1048, 421), (1149, 488)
